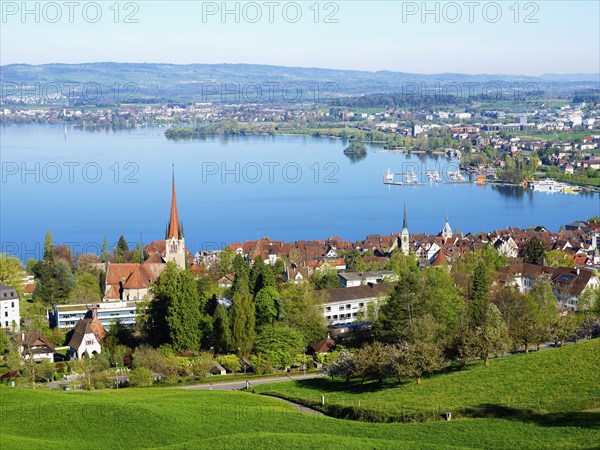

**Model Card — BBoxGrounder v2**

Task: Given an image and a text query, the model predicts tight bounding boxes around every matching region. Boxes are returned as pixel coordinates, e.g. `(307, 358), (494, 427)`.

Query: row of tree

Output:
(139, 254), (327, 369)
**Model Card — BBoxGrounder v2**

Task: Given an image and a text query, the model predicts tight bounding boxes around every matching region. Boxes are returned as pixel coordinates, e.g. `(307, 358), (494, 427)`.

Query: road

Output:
(178, 373), (324, 391)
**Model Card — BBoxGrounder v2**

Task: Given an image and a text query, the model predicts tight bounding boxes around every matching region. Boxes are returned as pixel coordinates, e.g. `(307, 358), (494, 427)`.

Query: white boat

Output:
(448, 170), (466, 183)
(384, 169), (394, 182)
(531, 179), (572, 193)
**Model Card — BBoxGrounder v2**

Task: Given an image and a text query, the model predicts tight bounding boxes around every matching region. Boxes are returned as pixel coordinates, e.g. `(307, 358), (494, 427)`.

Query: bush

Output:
(251, 353), (276, 375)
(54, 362), (66, 374)
(178, 353), (214, 380)
(128, 367), (153, 387)
(133, 345), (179, 380)
(217, 354), (241, 373)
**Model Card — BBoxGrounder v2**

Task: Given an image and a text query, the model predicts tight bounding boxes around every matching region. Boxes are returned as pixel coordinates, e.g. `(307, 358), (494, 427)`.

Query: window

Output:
(325, 306), (331, 312)
(326, 316), (331, 320)
(346, 304), (351, 309)
(11, 302), (14, 308)
(339, 306), (345, 311)
(4, 312), (7, 317)
(333, 315), (338, 319)
(4, 321), (7, 327)
(359, 302), (364, 308)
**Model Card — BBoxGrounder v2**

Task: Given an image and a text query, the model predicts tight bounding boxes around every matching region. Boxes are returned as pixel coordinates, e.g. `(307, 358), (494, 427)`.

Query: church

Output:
(103, 169), (190, 302)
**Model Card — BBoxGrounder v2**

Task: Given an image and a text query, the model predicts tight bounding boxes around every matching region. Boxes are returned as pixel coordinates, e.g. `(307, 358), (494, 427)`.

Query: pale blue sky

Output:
(1, 1), (599, 75)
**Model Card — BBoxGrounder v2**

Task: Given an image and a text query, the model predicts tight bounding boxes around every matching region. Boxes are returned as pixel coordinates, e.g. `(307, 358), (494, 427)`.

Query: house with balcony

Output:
(322, 282), (395, 325)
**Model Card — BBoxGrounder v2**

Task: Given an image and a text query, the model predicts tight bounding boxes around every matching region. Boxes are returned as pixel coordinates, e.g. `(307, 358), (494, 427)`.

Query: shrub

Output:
(217, 354), (241, 373)
(133, 345), (179, 380)
(128, 367), (153, 387)
(251, 353), (276, 375)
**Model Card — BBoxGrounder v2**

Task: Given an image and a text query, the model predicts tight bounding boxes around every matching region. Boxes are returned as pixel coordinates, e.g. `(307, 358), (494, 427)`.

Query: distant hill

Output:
(1, 62), (598, 103)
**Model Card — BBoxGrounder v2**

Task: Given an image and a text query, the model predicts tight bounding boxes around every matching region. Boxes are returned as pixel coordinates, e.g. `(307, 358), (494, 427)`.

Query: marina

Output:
(382, 168), (467, 186)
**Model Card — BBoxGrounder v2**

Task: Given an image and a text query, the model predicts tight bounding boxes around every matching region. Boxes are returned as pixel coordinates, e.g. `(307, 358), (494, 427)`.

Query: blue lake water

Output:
(1, 124), (598, 261)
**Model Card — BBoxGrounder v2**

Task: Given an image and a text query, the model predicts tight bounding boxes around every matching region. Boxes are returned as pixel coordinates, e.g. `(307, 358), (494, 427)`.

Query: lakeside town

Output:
(3, 94), (600, 192)
(1, 171), (599, 393)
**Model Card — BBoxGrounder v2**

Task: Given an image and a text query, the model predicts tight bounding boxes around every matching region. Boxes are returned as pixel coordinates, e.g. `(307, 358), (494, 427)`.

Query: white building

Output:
(0, 283), (20, 330)
(68, 316), (106, 360)
(21, 331), (55, 363)
(338, 270), (396, 288)
(322, 282), (394, 325)
(55, 301), (139, 329)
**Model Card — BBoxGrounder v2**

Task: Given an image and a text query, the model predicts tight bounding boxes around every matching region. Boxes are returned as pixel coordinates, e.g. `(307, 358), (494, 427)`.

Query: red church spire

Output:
(166, 165), (183, 239)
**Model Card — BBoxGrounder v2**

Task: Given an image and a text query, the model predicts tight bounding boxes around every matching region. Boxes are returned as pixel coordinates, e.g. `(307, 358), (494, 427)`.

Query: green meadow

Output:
(255, 339), (600, 422)
(0, 386), (598, 449)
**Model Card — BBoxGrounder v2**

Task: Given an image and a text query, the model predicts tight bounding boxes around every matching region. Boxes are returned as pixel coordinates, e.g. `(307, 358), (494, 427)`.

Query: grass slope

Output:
(0, 387), (598, 449)
(255, 339), (600, 421)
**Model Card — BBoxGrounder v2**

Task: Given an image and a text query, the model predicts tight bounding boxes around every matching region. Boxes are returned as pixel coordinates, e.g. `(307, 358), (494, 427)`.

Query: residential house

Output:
(68, 315), (107, 360)
(20, 331), (55, 363)
(0, 283), (20, 330)
(322, 282), (395, 325)
(497, 263), (555, 292)
(552, 268), (599, 309)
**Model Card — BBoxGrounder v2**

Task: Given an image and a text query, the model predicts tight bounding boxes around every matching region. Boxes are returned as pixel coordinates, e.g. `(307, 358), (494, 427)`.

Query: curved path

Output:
(261, 394), (325, 416)
(178, 373), (324, 391)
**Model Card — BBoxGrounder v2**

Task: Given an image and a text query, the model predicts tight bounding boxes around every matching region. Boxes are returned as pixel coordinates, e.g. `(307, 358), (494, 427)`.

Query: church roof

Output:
(123, 265), (152, 289)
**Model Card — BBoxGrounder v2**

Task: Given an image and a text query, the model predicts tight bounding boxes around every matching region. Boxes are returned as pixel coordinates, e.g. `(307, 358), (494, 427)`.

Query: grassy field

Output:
(0, 386), (599, 449)
(255, 339), (600, 422)
(510, 131), (592, 142)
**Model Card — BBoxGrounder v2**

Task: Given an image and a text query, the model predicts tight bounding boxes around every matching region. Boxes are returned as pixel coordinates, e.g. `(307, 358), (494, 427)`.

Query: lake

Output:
(1, 124), (598, 261)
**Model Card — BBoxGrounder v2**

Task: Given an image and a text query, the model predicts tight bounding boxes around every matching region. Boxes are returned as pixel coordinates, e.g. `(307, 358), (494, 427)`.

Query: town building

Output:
(55, 170), (187, 329)
(68, 315), (107, 360)
(338, 270), (396, 288)
(0, 283), (20, 330)
(20, 331), (55, 363)
(401, 204), (410, 255)
(321, 282), (394, 325)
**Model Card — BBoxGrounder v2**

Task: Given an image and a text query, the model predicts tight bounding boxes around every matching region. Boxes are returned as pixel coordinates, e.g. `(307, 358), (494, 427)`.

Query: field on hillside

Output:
(255, 339), (600, 422)
(0, 386), (599, 449)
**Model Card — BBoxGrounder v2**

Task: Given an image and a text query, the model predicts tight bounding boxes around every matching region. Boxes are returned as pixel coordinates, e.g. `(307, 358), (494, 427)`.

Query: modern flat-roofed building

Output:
(338, 270), (396, 288)
(322, 282), (395, 325)
(54, 301), (139, 330)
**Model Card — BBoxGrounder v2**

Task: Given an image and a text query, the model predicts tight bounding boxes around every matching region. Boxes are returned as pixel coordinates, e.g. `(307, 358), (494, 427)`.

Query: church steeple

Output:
(401, 202), (410, 255)
(166, 165), (183, 240)
(164, 166), (186, 269)
(440, 213), (453, 240)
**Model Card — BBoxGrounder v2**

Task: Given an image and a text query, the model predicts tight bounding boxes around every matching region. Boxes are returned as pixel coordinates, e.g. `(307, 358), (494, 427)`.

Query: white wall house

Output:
(322, 283), (394, 325)
(21, 332), (55, 363)
(552, 268), (599, 310)
(68, 317), (106, 360)
(0, 283), (20, 330)
(497, 264), (555, 293)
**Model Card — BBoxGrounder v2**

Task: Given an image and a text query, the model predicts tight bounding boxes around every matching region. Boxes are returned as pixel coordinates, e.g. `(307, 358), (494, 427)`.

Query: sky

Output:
(1, 1), (599, 75)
